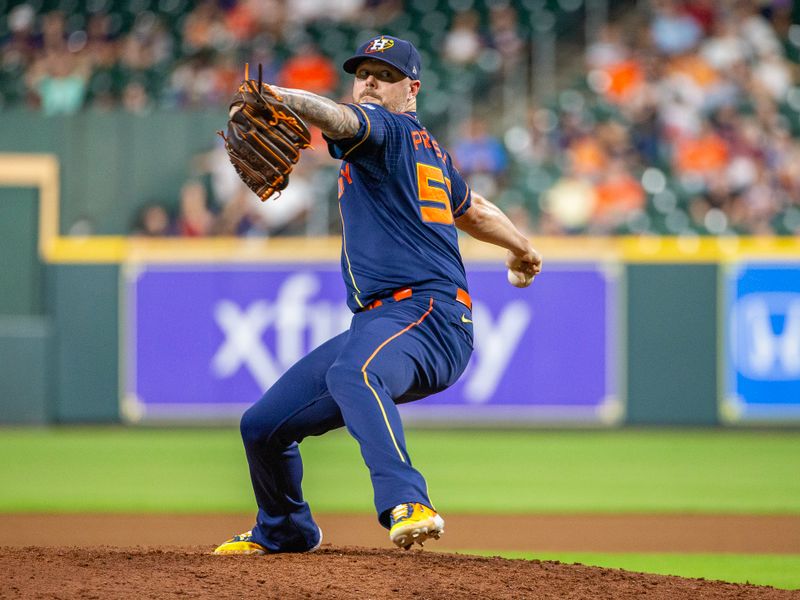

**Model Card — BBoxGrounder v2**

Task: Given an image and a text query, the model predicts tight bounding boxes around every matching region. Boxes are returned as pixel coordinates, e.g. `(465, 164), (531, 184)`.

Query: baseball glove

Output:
(219, 65), (312, 201)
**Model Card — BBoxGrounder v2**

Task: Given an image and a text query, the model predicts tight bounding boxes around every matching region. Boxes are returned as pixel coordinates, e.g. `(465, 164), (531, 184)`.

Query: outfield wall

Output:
(1, 151), (800, 426)
(3, 236), (800, 426)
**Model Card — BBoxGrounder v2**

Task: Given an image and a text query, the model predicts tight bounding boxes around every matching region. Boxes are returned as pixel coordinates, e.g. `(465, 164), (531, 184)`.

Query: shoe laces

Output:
(391, 503), (413, 524)
(234, 530), (253, 542)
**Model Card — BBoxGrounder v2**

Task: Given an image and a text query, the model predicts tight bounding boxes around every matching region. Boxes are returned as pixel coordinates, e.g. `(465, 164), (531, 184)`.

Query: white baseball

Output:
(507, 268), (533, 288)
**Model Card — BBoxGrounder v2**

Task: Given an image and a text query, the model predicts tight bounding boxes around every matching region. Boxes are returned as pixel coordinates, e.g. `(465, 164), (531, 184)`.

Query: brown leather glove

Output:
(219, 66), (312, 201)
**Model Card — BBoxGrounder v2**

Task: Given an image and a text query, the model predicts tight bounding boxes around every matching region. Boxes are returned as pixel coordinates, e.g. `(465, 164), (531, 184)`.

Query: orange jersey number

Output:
(416, 162), (453, 225)
(337, 163), (353, 199)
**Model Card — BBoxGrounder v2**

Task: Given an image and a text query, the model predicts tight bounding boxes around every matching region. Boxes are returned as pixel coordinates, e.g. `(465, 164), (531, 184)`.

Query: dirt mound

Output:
(2, 545), (797, 600)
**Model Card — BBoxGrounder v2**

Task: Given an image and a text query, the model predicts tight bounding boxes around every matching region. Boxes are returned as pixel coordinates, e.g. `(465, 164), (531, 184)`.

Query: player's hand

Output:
(505, 247), (542, 288)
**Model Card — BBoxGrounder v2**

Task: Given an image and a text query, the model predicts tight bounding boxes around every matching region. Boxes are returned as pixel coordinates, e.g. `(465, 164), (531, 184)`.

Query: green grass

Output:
(0, 427), (798, 514)
(471, 552), (800, 591)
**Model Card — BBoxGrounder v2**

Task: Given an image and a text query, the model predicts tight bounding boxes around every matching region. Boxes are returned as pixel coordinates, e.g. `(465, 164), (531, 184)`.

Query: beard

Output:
(359, 93), (405, 112)
(359, 92), (383, 105)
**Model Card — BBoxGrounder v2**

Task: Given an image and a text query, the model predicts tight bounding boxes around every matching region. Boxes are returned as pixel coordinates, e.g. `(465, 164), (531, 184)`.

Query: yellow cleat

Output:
(213, 530), (267, 555)
(388, 503), (444, 550)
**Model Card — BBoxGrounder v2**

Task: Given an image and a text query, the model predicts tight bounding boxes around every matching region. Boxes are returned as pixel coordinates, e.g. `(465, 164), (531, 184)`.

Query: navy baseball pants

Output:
(239, 292), (473, 552)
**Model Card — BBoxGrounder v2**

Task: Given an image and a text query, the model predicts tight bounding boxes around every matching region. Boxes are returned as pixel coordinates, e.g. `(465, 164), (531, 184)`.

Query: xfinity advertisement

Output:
(123, 263), (619, 425)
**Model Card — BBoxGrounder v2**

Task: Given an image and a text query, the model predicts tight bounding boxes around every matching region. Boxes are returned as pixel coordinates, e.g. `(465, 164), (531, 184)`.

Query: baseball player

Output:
(214, 35), (541, 554)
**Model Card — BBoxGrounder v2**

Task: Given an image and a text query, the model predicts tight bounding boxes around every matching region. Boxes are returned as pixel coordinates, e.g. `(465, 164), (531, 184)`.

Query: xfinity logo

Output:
(730, 292), (800, 380)
(211, 273), (351, 390)
(211, 273), (532, 403)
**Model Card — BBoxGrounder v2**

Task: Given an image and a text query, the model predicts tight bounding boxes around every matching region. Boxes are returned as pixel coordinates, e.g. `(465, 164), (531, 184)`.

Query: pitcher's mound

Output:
(1, 545), (796, 599)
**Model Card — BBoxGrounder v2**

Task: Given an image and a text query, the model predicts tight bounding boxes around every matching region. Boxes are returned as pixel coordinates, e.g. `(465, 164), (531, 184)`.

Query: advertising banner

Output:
(723, 263), (800, 423)
(123, 263), (619, 424)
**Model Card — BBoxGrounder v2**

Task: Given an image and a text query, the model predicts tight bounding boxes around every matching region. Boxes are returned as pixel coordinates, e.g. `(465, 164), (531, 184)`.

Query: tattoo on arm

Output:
(273, 87), (360, 140)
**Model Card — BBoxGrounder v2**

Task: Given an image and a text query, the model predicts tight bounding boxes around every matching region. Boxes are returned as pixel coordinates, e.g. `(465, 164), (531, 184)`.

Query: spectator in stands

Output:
(182, 0), (232, 55)
(453, 117), (508, 197)
(26, 51), (90, 116)
(234, 0), (289, 41)
(453, 117), (508, 176)
(628, 103), (662, 167)
(166, 52), (221, 108)
(752, 49), (792, 100)
(738, 168), (780, 234)
(699, 16), (748, 74)
(210, 192), (254, 236)
(673, 122), (730, 183)
(130, 13), (173, 67)
(586, 24), (628, 70)
(362, 0), (403, 27)
(287, 0), (364, 25)
(2, 3), (37, 69)
(246, 159), (314, 237)
(735, 1), (782, 58)
(650, 0), (703, 55)
(39, 11), (67, 53)
(119, 30), (156, 75)
(192, 138), (257, 236)
(278, 42), (338, 95)
(443, 10), (484, 66)
(122, 80), (152, 114)
(540, 168), (597, 234)
(488, 4), (526, 72)
(658, 93), (701, 147)
(177, 180), (215, 237)
(683, 0), (717, 35)
(591, 158), (646, 233)
(132, 202), (174, 236)
(566, 133), (608, 178)
(224, 1), (260, 42)
(210, 53), (246, 105)
(83, 12), (120, 108)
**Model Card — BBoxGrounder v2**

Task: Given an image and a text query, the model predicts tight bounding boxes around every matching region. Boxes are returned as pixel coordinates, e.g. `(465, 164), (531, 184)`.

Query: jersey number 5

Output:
(416, 163), (453, 225)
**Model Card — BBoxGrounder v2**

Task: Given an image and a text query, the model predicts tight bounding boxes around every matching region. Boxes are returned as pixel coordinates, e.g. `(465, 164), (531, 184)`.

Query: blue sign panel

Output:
(725, 264), (800, 422)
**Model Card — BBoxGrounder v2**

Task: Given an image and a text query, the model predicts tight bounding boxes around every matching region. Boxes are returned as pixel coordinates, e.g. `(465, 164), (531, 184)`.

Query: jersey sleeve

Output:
(445, 152), (472, 218)
(324, 103), (393, 164)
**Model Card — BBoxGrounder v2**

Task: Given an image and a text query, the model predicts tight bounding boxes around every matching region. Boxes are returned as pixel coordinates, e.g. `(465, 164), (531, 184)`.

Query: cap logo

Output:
(365, 37), (394, 53)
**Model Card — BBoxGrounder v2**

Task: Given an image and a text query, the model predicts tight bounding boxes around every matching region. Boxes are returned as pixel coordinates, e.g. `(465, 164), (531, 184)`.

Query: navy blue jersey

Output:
(326, 103), (472, 312)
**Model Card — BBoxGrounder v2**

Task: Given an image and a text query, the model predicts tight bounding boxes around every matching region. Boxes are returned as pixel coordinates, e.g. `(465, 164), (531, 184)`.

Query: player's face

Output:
(353, 59), (419, 112)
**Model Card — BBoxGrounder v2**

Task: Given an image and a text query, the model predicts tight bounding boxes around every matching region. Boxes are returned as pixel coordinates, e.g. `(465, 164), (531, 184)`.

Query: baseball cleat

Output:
(309, 526), (324, 552)
(388, 502), (444, 550)
(213, 530), (267, 555)
(213, 527), (323, 555)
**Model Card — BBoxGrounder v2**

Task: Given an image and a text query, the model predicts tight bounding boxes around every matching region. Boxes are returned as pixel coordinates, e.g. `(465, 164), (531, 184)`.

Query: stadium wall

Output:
(625, 264), (718, 426)
(2, 151), (800, 426)
(0, 111), (226, 236)
(2, 247), (799, 427)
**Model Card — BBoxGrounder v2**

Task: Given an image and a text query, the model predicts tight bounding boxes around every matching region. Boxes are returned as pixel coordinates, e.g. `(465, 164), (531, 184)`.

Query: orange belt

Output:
(361, 287), (472, 312)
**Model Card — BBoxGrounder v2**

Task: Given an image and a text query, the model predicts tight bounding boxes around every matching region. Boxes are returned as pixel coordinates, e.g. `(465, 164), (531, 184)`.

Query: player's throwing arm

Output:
(454, 192), (542, 288)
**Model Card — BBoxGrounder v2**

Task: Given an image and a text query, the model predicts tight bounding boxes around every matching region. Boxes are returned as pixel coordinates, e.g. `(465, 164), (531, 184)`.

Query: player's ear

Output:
(409, 80), (421, 98)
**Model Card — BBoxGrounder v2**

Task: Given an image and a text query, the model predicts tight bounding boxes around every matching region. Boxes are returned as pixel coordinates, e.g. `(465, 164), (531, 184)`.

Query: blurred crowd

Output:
(529, 0), (800, 236)
(0, 0), (382, 113)
(2, 0), (799, 236)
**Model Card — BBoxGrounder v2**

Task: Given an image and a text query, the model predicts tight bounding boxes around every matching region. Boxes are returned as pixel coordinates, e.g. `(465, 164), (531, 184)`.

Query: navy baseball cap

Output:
(343, 35), (422, 81)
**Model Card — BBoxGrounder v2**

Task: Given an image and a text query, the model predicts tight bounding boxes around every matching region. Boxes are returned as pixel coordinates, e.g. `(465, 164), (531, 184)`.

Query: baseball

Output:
(507, 268), (533, 288)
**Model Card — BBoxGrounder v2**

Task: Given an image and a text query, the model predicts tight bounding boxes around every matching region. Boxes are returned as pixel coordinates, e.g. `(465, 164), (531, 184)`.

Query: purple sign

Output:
(123, 263), (619, 424)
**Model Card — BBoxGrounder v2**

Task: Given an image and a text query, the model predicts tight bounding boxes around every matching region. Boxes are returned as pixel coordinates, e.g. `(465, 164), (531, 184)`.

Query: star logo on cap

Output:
(365, 37), (394, 53)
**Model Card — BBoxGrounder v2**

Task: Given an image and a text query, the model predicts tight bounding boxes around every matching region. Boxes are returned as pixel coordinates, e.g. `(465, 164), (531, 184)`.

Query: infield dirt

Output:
(1, 514), (799, 599)
(2, 545), (799, 600)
